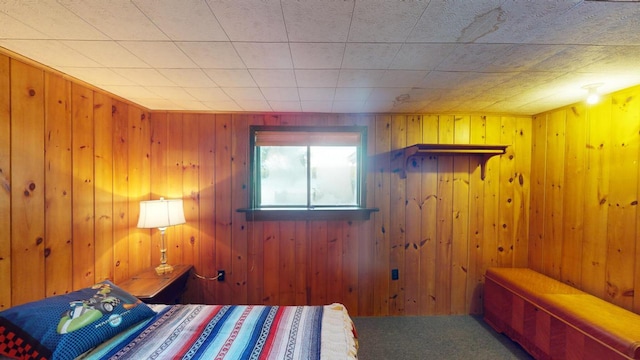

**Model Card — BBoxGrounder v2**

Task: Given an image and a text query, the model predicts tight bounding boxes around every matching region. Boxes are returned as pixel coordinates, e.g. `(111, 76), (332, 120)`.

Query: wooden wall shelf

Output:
(401, 144), (508, 180)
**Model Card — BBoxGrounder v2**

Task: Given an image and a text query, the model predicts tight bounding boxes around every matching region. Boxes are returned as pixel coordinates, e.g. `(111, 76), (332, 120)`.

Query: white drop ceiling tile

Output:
(62, 41), (148, 68)
(290, 43), (344, 69)
(261, 88), (300, 101)
(437, 44), (512, 72)
(485, 45), (569, 73)
(177, 42), (244, 68)
(281, 0), (353, 42)
(471, 1), (581, 44)
(131, 98), (181, 110)
(349, 0), (428, 42)
(301, 101), (333, 113)
(235, 43), (293, 69)
(59, 0), (167, 41)
(224, 87), (266, 101)
(132, 0), (228, 41)
(249, 69), (297, 87)
(112, 68), (175, 87)
(118, 41), (197, 68)
(418, 71), (472, 89)
(299, 88), (335, 101)
(0, 13), (48, 39)
(528, 45), (609, 73)
(0, 40), (101, 67)
(58, 67), (136, 86)
(343, 43), (402, 69)
(237, 100), (272, 112)
(184, 87), (230, 102)
(206, 0), (287, 42)
(407, 0), (502, 42)
(367, 88), (412, 102)
(201, 100), (242, 112)
(0, 0), (107, 40)
(102, 85), (159, 99)
(389, 43), (457, 70)
(170, 99), (211, 111)
(334, 88), (372, 102)
(332, 101), (366, 113)
(374, 70), (428, 87)
(578, 46), (640, 73)
(295, 70), (340, 87)
(337, 70), (386, 87)
(204, 69), (256, 87)
(268, 101), (302, 112)
(157, 69), (217, 87)
(148, 86), (196, 101)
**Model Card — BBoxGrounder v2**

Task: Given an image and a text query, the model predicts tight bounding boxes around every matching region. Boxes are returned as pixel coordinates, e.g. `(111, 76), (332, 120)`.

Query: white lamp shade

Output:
(137, 198), (186, 229)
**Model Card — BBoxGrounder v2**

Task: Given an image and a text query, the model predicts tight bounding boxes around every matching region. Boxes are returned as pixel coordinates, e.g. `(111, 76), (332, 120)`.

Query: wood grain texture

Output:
(44, 73), (72, 296)
(11, 49), (640, 315)
(0, 54), (11, 310)
(10, 59), (45, 305)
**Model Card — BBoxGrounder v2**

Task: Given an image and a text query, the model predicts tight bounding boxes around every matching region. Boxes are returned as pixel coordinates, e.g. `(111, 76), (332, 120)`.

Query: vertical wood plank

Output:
(561, 105), (586, 287)
(420, 115), (439, 315)
(149, 113), (168, 270)
(71, 83), (95, 289)
(263, 221), (280, 305)
(0, 54), (10, 309)
(498, 117), (517, 268)
(451, 115), (470, 314)
(166, 113), (184, 266)
(389, 115), (406, 315)
(280, 221), (297, 305)
(93, 93), (114, 282)
(182, 114), (200, 277)
(326, 221), (343, 305)
(542, 110), (565, 278)
(111, 100), (129, 283)
(435, 115), (454, 314)
(468, 115), (487, 314)
(309, 221), (328, 305)
(231, 114), (249, 305)
(44, 73), (73, 296)
(198, 114), (216, 304)
(215, 114), (233, 304)
(606, 90), (638, 309)
(11, 60), (45, 305)
(44, 73), (72, 295)
(513, 116), (532, 269)
(528, 114), (547, 271)
(373, 116), (391, 315)
(581, 99), (611, 299)
(246, 115), (264, 304)
(482, 116), (502, 274)
(126, 106), (150, 276)
(404, 115), (422, 315)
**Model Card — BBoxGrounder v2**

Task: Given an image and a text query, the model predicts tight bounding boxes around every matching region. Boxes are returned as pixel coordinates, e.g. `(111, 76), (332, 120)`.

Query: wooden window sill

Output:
(237, 207), (378, 221)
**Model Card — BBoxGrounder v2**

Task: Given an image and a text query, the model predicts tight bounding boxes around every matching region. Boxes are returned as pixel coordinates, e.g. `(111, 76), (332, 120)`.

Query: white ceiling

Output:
(1, 0), (640, 115)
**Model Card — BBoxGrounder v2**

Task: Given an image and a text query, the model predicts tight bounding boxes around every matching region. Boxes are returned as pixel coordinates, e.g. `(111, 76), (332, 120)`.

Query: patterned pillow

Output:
(0, 280), (156, 360)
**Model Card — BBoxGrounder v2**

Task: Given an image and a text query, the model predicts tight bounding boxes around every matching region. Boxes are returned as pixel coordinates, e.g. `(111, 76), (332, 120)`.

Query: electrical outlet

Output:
(217, 270), (225, 282)
(391, 268), (399, 280)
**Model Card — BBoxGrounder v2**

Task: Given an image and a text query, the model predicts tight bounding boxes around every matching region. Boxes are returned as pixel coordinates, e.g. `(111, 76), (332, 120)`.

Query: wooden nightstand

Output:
(118, 264), (193, 304)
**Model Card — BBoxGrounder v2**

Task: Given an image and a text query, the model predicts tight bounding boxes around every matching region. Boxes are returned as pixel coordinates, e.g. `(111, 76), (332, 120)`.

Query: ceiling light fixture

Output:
(582, 83), (603, 105)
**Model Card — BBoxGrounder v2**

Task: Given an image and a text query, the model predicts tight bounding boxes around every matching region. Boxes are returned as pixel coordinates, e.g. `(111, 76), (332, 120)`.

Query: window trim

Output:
(238, 125), (378, 221)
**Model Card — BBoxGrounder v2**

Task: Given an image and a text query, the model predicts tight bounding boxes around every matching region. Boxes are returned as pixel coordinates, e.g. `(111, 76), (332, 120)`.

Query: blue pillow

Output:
(0, 280), (156, 360)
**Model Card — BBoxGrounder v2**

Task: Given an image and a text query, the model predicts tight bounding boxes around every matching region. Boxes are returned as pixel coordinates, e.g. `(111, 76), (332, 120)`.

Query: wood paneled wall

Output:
(530, 84), (640, 313)
(0, 52), (533, 316)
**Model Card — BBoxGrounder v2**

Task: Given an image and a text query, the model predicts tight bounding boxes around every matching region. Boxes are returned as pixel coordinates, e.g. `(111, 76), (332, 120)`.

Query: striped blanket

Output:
(82, 304), (357, 360)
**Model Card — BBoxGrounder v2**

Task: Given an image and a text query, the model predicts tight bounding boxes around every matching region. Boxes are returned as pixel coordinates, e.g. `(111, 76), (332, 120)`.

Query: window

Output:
(239, 126), (377, 221)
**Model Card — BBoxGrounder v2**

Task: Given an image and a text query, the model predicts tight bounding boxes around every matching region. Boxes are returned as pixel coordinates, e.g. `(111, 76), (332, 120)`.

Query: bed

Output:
(0, 281), (358, 360)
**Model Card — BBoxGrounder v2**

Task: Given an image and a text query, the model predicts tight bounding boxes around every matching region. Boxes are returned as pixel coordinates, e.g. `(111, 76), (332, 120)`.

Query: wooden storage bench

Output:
(484, 267), (640, 360)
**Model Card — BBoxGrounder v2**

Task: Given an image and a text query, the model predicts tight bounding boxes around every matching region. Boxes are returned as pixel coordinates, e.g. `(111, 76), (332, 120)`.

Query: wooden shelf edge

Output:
(401, 143), (508, 180)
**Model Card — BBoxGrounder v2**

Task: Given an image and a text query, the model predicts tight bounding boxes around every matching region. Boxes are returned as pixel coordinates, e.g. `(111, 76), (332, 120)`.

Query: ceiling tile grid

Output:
(0, 0), (639, 115)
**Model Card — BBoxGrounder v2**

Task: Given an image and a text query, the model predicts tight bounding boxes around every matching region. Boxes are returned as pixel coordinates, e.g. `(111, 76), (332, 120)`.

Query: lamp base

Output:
(155, 263), (174, 275)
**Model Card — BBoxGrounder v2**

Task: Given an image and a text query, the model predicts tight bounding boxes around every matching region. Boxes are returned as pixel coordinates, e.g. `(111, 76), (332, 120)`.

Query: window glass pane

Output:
(310, 146), (358, 206)
(259, 146), (308, 206)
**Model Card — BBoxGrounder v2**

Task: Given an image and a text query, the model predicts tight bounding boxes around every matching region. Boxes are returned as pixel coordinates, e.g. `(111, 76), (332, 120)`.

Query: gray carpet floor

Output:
(352, 315), (534, 360)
